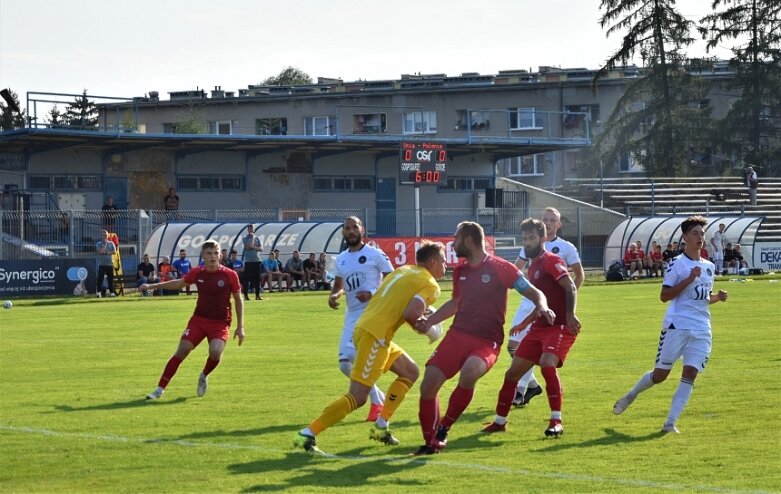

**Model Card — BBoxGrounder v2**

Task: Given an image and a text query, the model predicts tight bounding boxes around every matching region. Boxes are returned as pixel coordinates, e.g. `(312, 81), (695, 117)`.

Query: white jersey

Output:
(334, 243), (394, 315)
(518, 236), (581, 267)
(710, 230), (725, 257)
(662, 254), (716, 332)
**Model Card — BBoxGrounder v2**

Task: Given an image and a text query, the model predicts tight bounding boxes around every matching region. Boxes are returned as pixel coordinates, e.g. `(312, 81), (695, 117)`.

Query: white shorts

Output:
(508, 298), (535, 345)
(338, 310), (361, 362)
(710, 250), (724, 265)
(655, 328), (712, 372)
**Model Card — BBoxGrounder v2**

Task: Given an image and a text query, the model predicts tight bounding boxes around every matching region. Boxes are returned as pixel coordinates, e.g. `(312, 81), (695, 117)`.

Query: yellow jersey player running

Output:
(294, 241), (447, 454)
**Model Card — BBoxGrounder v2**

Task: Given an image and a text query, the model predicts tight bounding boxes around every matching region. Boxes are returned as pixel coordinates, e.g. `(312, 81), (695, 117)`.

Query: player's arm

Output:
(139, 278), (185, 293)
(513, 274), (555, 325)
(403, 296), (427, 328)
(570, 261), (585, 289)
(660, 266), (700, 302)
(328, 276), (345, 309)
(415, 296), (457, 333)
(709, 290), (728, 304)
(232, 290), (245, 345)
(558, 274), (581, 335)
(514, 257), (528, 270)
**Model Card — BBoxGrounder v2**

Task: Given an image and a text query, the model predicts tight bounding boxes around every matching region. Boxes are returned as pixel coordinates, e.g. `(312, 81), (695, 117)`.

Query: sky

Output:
(1, 0), (732, 104)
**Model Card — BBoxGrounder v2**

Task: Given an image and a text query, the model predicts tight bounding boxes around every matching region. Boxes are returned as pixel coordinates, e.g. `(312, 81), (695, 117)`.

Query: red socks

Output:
(418, 397), (439, 444)
(440, 385), (474, 429)
(158, 355), (183, 388)
(203, 357), (220, 376)
(496, 378), (517, 417)
(541, 366), (562, 412)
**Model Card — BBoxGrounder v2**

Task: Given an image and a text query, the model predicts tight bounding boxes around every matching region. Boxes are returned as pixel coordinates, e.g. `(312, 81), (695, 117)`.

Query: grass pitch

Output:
(1, 278), (779, 493)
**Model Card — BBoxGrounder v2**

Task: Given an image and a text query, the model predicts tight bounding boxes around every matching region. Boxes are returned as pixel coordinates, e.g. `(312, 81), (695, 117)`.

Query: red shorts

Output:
(426, 329), (500, 379)
(515, 325), (577, 367)
(181, 315), (230, 346)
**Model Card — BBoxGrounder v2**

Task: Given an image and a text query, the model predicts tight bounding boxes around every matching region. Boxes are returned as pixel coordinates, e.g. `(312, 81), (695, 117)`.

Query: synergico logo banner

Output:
(0, 259), (96, 297)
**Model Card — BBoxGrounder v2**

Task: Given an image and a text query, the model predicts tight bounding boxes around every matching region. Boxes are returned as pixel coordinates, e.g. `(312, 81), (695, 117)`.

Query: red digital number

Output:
(415, 171), (422, 182)
(433, 171), (440, 182)
(404, 149), (413, 161)
(438, 150), (447, 161)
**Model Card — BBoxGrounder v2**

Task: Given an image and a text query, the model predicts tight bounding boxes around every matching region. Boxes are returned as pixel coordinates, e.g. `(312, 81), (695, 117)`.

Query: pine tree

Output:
(47, 105), (65, 129)
(0, 89), (27, 130)
(592, 0), (708, 177)
(64, 90), (99, 130)
(699, 0), (781, 176)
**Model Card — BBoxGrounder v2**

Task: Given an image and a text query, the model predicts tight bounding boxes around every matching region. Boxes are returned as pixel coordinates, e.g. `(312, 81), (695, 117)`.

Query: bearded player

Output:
(483, 218), (581, 437)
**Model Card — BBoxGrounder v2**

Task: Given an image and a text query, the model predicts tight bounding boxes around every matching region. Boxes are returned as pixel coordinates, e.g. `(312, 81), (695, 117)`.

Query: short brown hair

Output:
(520, 218), (546, 238)
(202, 239), (220, 252)
(681, 215), (707, 234)
(416, 240), (445, 264)
(456, 221), (484, 245)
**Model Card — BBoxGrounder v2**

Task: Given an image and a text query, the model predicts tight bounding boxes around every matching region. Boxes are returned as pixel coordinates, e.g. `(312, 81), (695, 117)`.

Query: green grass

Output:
(1, 279), (779, 493)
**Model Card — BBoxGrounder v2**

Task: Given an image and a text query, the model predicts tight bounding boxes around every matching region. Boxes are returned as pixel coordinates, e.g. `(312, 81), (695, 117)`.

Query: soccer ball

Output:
(3, 300), (12, 309)
(423, 305), (443, 343)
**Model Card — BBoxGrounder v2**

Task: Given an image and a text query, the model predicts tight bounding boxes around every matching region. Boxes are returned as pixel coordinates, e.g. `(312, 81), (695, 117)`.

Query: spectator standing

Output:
(744, 165), (758, 206)
(102, 196), (120, 233)
(482, 218), (581, 438)
(710, 223), (726, 276)
(164, 187), (180, 219)
(613, 216), (728, 434)
(242, 224), (264, 301)
(59, 212), (70, 244)
(141, 240), (245, 400)
(96, 230), (117, 298)
(412, 221), (553, 455)
(285, 250), (306, 290)
(172, 249), (193, 295)
(136, 254), (157, 296)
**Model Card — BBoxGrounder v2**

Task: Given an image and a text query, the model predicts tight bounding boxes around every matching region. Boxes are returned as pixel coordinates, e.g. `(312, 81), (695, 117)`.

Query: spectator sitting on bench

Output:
(662, 242), (677, 269)
(137, 254), (157, 296)
(303, 252), (319, 290)
(157, 256), (176, 295)
(623, 243), (644, 280)
(285, 250), (306, 290)
(263, 252), (292, 292)
(649, 243), (663, 277)
(733, 244), (749, 271)
(723, 243), (737, 274)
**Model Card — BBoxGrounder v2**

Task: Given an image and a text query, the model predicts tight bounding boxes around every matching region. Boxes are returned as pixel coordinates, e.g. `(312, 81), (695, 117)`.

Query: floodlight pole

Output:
(414, 186), (421, 237)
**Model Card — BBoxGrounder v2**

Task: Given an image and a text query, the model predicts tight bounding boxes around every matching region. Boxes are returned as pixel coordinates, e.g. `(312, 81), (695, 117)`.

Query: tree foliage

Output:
(260, 66), (313, 86)
(699, 0), (781, 175)
(64, 90), (99, 130)
(0, 89), (27, 131)
(592, 0), (705, 177)
(46, 105), (65, 129)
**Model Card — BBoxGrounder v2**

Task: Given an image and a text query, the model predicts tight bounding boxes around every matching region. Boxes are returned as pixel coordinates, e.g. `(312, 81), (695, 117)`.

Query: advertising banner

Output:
(0, 259), (97, 298)
(753, 242), (781, 272)
(367, 236), (495, 269)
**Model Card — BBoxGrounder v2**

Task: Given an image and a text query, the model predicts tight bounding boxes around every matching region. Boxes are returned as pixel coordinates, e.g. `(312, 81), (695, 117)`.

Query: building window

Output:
(403, 111), (437, 134)
(313, 176), (375, 192)
(437, 176), (491, 192)
(563, 104), (599, 129)
(255, 118), (287, 135)
(509, 107), (543, 130)
(506, 155), (544, 176)
(177, 175), (245, 191)
(208, 121), (233, 135)
(304, 116), (334, 136)
(352, 113), (387, 134)
(618, 152), (645, 173)
(28, 175), (102, 191)
(454, 110), (491, 130)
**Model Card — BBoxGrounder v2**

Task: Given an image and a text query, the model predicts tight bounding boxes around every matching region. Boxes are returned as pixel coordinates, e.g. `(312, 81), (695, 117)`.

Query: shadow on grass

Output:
(530, 427), (665, 453)
(229, 451), (427, 492)
(176, 425), (295, 440)
(52, 397), (187, 412)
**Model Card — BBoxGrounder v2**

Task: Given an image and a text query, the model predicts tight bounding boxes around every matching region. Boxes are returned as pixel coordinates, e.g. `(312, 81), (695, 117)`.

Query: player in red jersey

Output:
(412, 221), (554, 455)
(140, 239), (245, 400)
(482, 218), (580, 437)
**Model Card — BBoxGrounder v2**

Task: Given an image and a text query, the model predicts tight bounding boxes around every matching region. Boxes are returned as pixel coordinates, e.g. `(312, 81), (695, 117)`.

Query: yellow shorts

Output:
(350, 327), (404, 386)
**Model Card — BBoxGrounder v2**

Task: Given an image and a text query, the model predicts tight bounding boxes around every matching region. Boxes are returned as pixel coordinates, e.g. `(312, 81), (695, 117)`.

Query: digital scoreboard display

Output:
(399, 142), (447, 185)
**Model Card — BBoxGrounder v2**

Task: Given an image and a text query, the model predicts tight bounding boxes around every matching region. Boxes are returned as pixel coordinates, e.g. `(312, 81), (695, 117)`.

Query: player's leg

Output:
(147, 335), (197, 400)
(197, 332), (227, 397)
(484, 355), (536, 432)
(663, 333), (710, 433)
(539, 352), (564, 436)
(614, 328), (682, 414)
(370, 345), (418, 445)
(417, 364), (446, 450)
(439, 354), (492, 431)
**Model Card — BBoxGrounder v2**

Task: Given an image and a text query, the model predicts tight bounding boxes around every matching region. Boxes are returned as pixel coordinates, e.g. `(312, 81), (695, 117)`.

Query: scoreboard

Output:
(399, 142), (447, 185)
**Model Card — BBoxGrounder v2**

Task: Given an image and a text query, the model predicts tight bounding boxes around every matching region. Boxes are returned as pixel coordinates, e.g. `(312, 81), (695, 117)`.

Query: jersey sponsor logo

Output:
(481, 274), (491, 284)
(344, 272), (367, 292)
(689, 283), (711, 301)
(358, 255), (367, 264)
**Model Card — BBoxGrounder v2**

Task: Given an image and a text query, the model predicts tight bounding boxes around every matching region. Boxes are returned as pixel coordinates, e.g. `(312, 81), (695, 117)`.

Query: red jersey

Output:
(183, 265), (241, 323)
(650, 249), (662, 262)
(528, 251), (570, 329)
(451, 254), (521, 345)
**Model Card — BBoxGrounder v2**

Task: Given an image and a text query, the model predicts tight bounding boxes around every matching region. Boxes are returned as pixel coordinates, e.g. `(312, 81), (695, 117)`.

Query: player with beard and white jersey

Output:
(613, 215), (728, 433)
(507, 207), (584, 407)
(328, 216), (394, 422)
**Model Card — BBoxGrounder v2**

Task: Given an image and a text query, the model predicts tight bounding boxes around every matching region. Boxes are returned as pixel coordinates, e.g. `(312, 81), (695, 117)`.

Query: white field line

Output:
(0, 424), (773, 494)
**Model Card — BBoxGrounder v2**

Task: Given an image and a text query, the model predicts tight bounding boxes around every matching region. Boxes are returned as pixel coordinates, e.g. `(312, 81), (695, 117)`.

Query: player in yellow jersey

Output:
(294, 240), (447, 454)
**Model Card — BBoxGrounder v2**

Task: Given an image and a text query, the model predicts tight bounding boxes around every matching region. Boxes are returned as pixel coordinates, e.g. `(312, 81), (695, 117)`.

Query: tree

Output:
(47, 105), (65, 129)
(171, 102), (206, 134)
(592, 0), (708, 177)
(0, 89), (27, 130)
(64, 90), (99, 130)
(260, 66), (313, 86)
(699, 0), (781, 176)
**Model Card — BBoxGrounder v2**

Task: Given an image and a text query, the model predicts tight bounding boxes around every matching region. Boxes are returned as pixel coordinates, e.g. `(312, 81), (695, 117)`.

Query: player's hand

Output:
(234, 327), (245, 346)
(717, 289), (728, 302)
(566, 313), (581, 336)
(689, 266), (702, 279)
(414, 316), (430, 334)
(355, 291), (372, 303)
(328, 293), (340, 309)
(509, 323), (526, 336)
(539, 307), (556, 325)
